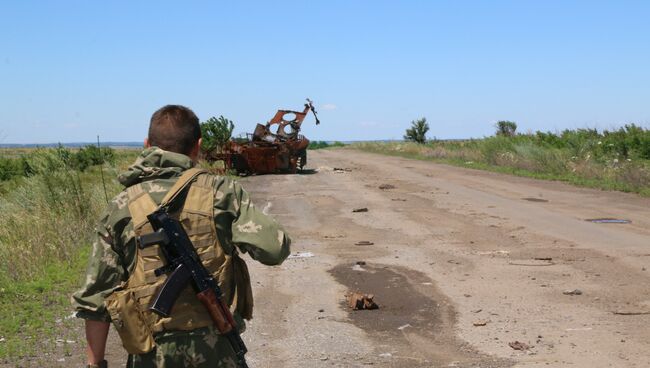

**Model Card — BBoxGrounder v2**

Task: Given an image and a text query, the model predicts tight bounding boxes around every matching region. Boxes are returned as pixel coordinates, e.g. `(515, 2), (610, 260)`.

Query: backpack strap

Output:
(159, 168), (209, 209)
(126, 184), (158, 230)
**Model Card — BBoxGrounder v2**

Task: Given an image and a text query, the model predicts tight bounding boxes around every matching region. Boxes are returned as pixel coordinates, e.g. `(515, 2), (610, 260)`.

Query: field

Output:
(1, 135), (649, 367)
(352, 125), (650, 196)
(0, 147), (138, 361)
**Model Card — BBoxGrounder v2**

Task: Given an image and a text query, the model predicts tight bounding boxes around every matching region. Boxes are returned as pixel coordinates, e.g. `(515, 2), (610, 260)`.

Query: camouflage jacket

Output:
(72, 147), (291, 323)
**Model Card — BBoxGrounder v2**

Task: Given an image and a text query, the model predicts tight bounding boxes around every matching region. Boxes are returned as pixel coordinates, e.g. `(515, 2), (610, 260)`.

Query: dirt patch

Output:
(329, 263), (512, 368)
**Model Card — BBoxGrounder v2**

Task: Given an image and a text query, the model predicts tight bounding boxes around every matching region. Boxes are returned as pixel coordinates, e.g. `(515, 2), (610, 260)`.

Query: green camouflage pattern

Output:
(127, 326), (239, 368)
(72, 147), (290, 366)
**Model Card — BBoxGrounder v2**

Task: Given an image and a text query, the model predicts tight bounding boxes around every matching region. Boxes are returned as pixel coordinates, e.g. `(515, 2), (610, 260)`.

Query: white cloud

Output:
(321, 103), (337, 111)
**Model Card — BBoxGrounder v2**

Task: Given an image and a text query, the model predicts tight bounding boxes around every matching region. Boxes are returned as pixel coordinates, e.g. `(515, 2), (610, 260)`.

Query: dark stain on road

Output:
(330, 263), (513, 368)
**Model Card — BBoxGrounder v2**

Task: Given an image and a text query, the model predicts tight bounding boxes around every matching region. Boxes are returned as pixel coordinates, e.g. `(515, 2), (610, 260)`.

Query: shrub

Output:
(201, 116), (235, 154)
(404, 117), (429, 144)
(72, 144), (115, 171)
(495, 121), (517, 137)
(308, 141), (345, 150)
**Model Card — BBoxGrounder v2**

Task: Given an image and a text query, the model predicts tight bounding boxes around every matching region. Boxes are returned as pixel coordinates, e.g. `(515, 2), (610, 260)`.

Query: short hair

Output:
(148, 105), (201, 155)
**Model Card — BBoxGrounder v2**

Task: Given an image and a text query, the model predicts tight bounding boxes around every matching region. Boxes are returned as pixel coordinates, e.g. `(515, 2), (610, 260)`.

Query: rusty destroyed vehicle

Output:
(204, 99), (321, 175)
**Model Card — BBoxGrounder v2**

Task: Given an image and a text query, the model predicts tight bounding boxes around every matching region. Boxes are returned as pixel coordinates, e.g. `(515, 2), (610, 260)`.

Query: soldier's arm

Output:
(85, 320), (109, 366)
(72, 210), (128, 366)
(71, 220), (126, 321)
(218, 178), (291, 265)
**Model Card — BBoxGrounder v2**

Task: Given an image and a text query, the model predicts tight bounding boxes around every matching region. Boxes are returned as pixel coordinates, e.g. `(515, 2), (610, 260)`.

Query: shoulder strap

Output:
(159, 168), (208, 209)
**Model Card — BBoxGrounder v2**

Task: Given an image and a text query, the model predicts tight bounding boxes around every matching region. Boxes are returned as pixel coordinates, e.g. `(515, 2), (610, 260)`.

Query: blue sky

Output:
(1, 1), (649, 144)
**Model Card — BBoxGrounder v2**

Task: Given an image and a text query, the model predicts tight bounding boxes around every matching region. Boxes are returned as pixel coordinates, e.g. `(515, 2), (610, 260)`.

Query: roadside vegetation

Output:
(200, 115), (235, 154)
(308, 140), (346, 150)
(0, 146), (137, 360)
(353, 123), (650, 196)
(404, 117), (430, 144)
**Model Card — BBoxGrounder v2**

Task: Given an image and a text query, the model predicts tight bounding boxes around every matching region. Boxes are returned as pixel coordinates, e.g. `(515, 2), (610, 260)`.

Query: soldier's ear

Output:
(144, 138), (151, 148)
(189, 138), (202, 161)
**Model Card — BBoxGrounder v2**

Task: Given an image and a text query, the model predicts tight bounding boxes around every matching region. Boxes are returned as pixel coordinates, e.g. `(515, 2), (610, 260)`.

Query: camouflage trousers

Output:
(126, 326), (239, 368)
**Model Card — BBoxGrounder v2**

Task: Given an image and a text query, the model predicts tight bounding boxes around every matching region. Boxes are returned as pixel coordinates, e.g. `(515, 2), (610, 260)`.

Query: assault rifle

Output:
(138, 209), (249, 368)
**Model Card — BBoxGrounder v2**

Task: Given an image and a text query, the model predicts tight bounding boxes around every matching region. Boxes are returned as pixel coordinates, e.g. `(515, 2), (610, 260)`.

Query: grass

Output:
(351, 139), (650, 196)
(0, 247), (89, 361)
(0, 147), (232, 362)
(0, 147), (138, 362)
(308, 140), (346, 150)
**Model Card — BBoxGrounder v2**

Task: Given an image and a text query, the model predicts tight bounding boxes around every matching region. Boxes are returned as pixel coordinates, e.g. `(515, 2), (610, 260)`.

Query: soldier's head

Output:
(145, 105), (202, 159)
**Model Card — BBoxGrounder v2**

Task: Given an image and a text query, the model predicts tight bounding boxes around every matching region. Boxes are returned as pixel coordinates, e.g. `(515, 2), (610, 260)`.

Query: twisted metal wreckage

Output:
(204, 99), (321, 174)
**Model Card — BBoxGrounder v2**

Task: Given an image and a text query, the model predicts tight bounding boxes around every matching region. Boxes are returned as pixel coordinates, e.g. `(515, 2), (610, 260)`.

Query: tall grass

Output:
(352, 128), (650, 196)
(0, 148), (131, 282)
(0, 147), (137, 360)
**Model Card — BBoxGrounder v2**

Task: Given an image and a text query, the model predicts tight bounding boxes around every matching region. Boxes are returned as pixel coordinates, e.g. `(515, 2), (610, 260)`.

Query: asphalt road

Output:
(20, 148), (650, 368)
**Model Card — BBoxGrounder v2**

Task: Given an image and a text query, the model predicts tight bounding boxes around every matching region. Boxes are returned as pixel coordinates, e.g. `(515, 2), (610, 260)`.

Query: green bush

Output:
(495, 120), (517, 137)
(352, 123), (650, 195)
(0, 156), (32, 181)
(72, 144), (115, 171)
(404, 117), (429, 144)
(201, 116), (235, 154)
(0, 145), (114, 182)
(308, 141), (345, 150)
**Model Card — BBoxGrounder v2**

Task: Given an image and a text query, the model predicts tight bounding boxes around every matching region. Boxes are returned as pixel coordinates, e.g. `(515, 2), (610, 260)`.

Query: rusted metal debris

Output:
(205, 99), (320, 174)
(355, 241), (374, 246)
(378, 184), (395, 190)
(508, 341), (530, 351)
(346, 292), (379, 310)
(586, 218), (631, 224)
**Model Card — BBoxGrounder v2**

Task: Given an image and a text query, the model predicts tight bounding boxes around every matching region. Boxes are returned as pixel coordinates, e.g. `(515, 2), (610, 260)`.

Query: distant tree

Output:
(495, 120), (517, 137)
(201, 116), (235, 153)
(404, 117), (429, 144)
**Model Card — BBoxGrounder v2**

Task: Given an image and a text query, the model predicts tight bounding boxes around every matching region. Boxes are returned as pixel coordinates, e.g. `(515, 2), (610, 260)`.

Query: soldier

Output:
(72, 105), (291, 368)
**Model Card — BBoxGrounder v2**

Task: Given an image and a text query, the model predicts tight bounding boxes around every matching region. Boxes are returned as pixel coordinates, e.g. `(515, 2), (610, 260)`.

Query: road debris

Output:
(477, 250), (509, 256)
(563, 289), (583, 296)
(355, 240), (374, 246)
(534, 257), (553, 261)
(356, 261), (367, 265)
(346, 292), (379, 310)
(391, 198), (407, 201)
(471, 309), (483, 313)
(508, 341), (530, 351)
(334, 167), (352, 173)
(586, 218), (631, 224)
(352, 264), (366, 272)
(288, 251), (315, 259)
(522, 197), (549, 202)
(379, 184), (395, 190)
(473, 320), (489, 326)
(352, 207), (368, 212)
(397, 323), (412, 330)
(508, 259), (556, 266)
(612, 310), (650, 316)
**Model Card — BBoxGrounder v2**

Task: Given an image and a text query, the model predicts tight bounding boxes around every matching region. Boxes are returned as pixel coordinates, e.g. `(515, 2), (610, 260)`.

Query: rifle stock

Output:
(196, 288), (234, 334)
